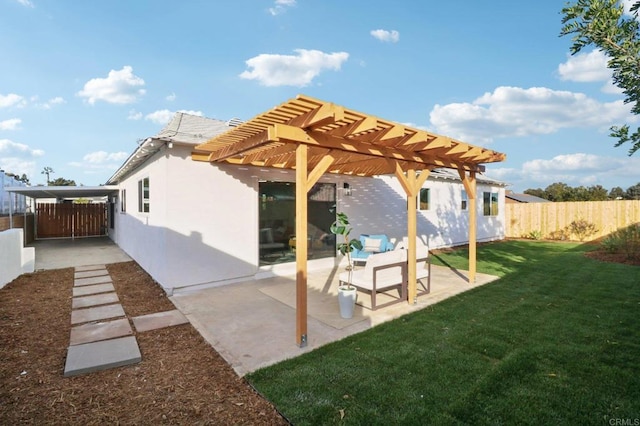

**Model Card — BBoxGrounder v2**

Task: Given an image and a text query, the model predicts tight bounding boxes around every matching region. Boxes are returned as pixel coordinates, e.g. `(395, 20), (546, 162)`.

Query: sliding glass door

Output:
(258, 181), (336, 265)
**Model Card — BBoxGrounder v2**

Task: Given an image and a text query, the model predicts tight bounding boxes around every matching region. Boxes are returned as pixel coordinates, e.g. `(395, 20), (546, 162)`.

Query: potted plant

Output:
(330, 212), (363, 318)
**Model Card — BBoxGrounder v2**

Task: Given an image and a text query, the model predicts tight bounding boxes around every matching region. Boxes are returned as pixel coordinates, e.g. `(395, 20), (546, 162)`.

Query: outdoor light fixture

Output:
(343, 182), (352, 196)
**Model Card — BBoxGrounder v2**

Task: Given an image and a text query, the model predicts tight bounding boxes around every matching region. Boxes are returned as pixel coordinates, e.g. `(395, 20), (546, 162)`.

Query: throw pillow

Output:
(363, 237), (382, 252)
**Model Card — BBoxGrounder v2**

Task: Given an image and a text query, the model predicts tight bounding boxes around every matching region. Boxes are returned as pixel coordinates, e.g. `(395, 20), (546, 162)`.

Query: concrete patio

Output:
(170, 263), (500, 376)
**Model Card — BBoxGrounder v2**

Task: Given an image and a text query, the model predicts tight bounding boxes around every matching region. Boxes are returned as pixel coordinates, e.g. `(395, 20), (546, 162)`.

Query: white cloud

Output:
(0, 93), (26, 108)
(370, 29), (400, 43)
(82, 151), (129, 163)
(69, 151), (129, 172)
(0, 158), (37, 179)
(166, 92), (176, 102)
(269, 0), (296, 15)
(0, 139), (44, 157)
(77, 66), (146, 105)
(239, 49), (349, 87)
(127, 110), (143, 120)
(144, 109), (203, 125)
(0, 119), (21, 130)
(35, 96), (66, 110)
(16, 0), (34, 8)
(493, 153), (640, 189)
(558, 49), (610, 82)
(429, 86), (635, 144)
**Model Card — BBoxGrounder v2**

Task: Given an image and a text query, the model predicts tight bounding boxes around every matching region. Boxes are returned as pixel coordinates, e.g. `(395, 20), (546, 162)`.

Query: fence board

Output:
(506, 200), (640, 241)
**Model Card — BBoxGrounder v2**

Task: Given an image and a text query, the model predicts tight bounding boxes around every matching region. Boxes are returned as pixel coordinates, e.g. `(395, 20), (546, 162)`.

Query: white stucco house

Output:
(106, 112), (507, 295)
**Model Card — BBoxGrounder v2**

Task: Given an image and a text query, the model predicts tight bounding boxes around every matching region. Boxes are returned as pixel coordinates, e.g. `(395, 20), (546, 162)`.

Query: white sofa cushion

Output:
(340, 250), (406, 291)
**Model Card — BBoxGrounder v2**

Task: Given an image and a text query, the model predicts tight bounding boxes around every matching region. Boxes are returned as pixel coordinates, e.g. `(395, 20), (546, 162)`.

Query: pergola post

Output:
(293, 145), (336, 347)
(392, 162), (430, 303)
(458, 169), (477, 283)
(295, 144), (309, 347)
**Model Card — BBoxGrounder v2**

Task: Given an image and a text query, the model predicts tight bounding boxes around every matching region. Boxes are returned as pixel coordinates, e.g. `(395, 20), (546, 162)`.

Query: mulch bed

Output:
(0, 261), (288, 425)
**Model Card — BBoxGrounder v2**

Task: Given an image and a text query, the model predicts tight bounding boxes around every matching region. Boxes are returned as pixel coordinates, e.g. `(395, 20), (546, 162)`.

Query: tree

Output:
(561, 0), (640, 155)
(41, 166), (54, 184)
(545, 182), (573, 202)
(609, 186), (627, 199)
(19, 174), (30, 185)
(628, 182), (640, 199)
(524, 188), (548, 199)
(588, 184), (609, 200)
(48, 177), (76, 186)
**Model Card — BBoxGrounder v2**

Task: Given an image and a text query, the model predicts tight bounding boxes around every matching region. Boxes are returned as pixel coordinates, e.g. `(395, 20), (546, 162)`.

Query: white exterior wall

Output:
(0, 229), (35, 288)
(339, 175), (505, 249)
(112, 145), (504, 293)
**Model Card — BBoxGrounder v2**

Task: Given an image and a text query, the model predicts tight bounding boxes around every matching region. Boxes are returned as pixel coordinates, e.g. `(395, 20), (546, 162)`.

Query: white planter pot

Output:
(338, 285), (357, 319)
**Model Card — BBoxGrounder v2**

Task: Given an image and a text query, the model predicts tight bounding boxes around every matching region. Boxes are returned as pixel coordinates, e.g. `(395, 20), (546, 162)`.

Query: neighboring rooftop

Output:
(505, 192), (550, 203)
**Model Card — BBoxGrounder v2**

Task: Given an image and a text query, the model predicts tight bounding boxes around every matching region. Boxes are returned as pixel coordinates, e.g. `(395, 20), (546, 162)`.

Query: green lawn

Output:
(247, 240), (640, 425)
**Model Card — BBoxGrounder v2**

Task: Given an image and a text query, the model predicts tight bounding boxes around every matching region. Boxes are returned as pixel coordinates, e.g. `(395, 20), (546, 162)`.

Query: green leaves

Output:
(560, 0), (640, 155)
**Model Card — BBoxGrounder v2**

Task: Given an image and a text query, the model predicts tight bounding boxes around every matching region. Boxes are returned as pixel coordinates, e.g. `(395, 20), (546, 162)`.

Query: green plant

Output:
(548, 228), (570, 241)
(329, 212), (362, 290)
(526, 230), (543, 240)
(568, 218), (598, 241)
(602, 223), (640, 259)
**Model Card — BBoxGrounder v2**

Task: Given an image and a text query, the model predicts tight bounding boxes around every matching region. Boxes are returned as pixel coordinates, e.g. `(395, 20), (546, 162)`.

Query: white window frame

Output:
(120, 189), (126, 213)
(418, 188), (431, 211)
(461, 189), (468, 211)
(483, 191), (499, 216)
(138, 178), (149, 213)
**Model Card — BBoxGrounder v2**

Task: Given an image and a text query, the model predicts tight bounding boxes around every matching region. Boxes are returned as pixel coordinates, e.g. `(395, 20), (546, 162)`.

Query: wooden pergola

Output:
(193, 94), (505, 347)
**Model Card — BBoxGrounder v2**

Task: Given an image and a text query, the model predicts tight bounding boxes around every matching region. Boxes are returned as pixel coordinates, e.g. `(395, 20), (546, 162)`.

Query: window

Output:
(461, 190), (468, 210)
(483, 191), (499, 216)
(138, 178), (149, 213)
(419, 188), (430, 211)
(258, 181), (336, 265)
(120, 189), (126, 213)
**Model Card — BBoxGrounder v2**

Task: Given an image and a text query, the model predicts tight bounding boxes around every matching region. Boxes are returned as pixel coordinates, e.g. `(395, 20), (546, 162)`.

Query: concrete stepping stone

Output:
(73, 283), (115, 297)
(71, 304), (125, 325)
(70, 318), (133, 346)
(132, 309), (189, 332)
(64, 335), (141, 377)
(72, 292), (119, 309)
(74, 269), (109, 279)
(75, 264), (106, 272)
(74, 276), (113, 287)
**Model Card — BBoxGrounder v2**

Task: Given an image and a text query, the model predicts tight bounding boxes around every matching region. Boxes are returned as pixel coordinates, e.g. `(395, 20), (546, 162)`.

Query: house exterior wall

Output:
(341, 175), (505, 248)
(111, 145), (505, 293)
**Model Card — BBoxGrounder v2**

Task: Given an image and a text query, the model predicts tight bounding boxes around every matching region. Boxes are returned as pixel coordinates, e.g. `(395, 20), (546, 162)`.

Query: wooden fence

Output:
(0, 213), (35, 244)
(36, 203), (106, 239)
(505, 200), (640, 241)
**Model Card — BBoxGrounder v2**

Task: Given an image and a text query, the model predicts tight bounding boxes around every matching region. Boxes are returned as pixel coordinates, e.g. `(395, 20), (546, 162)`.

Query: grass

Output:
(247, 240), (640, 425)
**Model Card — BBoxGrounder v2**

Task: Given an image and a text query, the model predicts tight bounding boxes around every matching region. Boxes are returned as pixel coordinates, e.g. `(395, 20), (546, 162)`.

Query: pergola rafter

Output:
(192, 94), (506, 347)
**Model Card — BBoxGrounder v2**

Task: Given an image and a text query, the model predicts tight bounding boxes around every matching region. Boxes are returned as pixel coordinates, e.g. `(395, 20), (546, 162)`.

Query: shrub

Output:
(568, 219), (598, 241)
(548, 228), (570, 241)
(602, 224), (640, 260)
(526, 230), (543, 240)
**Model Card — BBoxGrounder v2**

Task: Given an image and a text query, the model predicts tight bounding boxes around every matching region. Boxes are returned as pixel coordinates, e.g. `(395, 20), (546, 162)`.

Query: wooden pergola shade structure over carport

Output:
(193, 94), (506, 347)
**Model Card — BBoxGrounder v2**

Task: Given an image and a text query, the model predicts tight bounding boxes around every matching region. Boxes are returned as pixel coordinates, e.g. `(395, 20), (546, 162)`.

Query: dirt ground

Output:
(0, 261), (289, 425)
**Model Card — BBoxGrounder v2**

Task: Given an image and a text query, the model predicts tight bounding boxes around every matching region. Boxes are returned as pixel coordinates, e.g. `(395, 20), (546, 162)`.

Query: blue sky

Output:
(1, 0), (639, 192)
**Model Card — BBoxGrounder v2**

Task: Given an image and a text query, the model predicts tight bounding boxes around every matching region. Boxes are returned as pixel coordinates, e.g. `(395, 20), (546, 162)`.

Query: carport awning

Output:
(5, 186), (118, 199)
